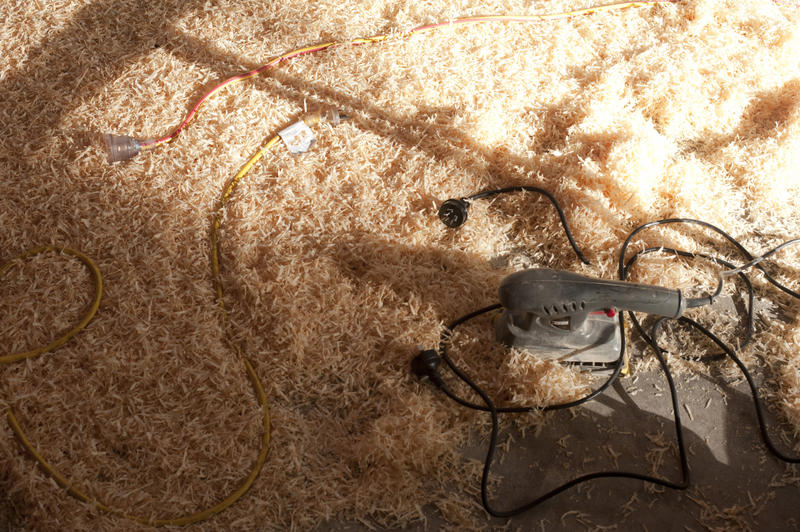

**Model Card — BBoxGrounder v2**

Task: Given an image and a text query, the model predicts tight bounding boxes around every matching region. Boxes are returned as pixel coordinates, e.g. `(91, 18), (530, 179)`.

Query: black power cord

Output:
(622, 246), (755, 362)
(414, 189), (800, 519)
(619, 218), (800, 299)
(431, 304), (625, 414)
(413, 306), (692, 519)
(619, 219), (800, 463)
(437, 186), (591, 265)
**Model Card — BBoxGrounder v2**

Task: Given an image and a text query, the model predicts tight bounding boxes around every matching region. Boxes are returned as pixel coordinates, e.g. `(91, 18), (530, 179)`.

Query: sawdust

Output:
(2, 0), (800, 529)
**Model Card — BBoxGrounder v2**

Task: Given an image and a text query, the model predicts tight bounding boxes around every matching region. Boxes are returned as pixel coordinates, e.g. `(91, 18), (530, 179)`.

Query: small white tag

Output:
(278, 120), (316, 154)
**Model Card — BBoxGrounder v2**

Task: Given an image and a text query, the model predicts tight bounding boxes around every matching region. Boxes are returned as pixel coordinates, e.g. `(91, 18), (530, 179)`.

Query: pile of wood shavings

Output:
(2, 0), (800, 529)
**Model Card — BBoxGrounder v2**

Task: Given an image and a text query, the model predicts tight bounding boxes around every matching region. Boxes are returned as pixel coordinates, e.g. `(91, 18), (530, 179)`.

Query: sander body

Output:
(494, 269), (686, 372)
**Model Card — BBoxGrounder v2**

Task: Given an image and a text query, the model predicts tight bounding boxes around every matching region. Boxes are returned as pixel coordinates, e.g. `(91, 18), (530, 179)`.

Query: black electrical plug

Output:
(438, 199), (470, 228)
(411, 349), (444, 386)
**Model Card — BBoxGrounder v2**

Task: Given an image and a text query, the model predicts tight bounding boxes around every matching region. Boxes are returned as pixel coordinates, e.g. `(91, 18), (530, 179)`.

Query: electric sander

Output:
(494, 269), (686, 372)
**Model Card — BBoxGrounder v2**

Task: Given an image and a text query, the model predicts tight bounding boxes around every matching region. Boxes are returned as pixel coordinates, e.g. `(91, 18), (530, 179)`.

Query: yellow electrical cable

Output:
(6, 0), (675, 523)
(1, 138), (279, 526)
(0, 246), (102, 364)
(211, 135), (282, 309)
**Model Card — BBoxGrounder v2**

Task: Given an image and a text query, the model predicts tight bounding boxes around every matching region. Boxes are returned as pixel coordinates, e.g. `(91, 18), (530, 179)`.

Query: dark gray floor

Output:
(474, 369), (800, 531)
(322, 365), (800, 531)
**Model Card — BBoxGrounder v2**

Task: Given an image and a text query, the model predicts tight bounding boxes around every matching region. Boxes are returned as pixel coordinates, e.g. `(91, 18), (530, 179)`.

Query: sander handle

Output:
(499, 269), (685, 321)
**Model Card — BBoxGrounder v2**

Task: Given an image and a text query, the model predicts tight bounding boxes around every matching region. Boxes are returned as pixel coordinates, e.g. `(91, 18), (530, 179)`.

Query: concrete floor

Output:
(475, 369), (800, 531)
(324, 364), (800, 531)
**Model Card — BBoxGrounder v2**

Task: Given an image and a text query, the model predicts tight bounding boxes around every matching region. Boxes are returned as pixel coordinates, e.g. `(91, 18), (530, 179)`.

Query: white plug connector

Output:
(103, 134), (142, 163)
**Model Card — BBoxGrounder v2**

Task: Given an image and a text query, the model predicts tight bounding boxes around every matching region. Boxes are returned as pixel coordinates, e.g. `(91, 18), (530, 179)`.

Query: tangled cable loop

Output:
(1, 226), (270, 526)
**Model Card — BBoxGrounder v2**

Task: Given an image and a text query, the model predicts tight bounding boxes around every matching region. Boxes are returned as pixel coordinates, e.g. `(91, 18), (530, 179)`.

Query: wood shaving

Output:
(1, 0), (799, 529)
